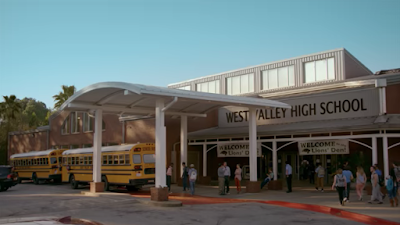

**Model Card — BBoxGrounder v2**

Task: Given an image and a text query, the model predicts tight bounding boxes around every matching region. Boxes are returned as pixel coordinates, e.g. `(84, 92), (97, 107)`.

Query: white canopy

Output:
(59, 82), (290, 116)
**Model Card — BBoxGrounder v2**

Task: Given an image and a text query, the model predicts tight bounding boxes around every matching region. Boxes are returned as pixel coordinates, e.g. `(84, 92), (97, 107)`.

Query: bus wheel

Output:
(102, 176), (109, 191)
(16, 173), (22, 184)
(126, 186), (139, 192)
(32, 173), (39, 185)
(70, 175), (78, 189)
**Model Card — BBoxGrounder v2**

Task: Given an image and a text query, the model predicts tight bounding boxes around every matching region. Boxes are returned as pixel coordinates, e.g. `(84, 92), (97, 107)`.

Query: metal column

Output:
(93, 109), (103, 183)
(155, 100), (166, 188)
(249, 108), (257, 182)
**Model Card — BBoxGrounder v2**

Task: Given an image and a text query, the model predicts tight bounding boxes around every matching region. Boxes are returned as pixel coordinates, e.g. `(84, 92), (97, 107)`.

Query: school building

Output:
(8, 48), (400, 191)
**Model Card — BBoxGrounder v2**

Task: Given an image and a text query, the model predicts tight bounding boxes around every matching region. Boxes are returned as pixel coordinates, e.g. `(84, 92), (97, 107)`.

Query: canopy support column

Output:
(383, 135), (389, 177)
(372, 137), (378, 165)
(272, 141), (277, 181)
(246, 108), (260, 193)
(151, 99), (169, 201)
(203, 144), (207, 177)
(180, 116), (188, 175)
(90, 109), (103, 193)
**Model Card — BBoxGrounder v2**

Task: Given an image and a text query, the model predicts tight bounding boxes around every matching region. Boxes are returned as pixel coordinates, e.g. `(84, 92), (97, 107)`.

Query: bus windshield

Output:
(50, 157), (57, 164)
(143, 154), (155, 164)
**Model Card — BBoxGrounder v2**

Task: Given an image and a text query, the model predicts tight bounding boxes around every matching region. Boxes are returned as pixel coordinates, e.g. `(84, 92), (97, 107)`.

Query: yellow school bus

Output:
(61, 143), (155, 191)
(10, 149), (66, 184)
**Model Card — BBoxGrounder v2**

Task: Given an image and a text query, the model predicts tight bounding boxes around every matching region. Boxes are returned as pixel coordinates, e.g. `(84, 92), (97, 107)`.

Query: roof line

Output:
(168, 48), (346, 86)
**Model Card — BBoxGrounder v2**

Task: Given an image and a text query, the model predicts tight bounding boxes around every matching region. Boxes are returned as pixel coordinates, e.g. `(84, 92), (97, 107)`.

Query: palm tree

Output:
(0, 95), (22, 121)
(53, 85), (76, 109)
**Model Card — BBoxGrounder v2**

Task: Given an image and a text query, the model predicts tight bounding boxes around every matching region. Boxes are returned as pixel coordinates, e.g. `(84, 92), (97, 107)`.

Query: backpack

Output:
(190, 170), (197, 180)
(318, 167), (325, 176)
(336, 174), (346, 187)
(386, 177), (394, 191)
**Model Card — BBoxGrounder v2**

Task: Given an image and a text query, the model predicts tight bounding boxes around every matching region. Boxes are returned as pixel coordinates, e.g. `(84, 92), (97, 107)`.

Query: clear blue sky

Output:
(1, 0), (399, 109)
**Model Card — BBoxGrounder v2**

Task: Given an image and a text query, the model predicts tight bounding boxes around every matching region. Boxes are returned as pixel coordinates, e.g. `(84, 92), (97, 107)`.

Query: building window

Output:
(177, 86), (191, 91)
(83, 113), (93, 132)
(304, 58), (335, 83)
(70, 112), (80, 133)
(61, 116), (70, 135)
(196, 80), (220, 94)
(261, 65), (295, 90)
(83, 113), (105, 132)
(226, 74), (254, 95)
(70, 145), (80, 149)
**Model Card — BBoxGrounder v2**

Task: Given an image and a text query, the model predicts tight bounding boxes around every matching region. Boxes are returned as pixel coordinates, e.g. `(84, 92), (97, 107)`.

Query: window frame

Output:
(61, 116), (70, 135)
(196, 80), (220, 94)
(226, 73), (255, 95)
(70, 112), (80, 134)
(303, 58), (335, 84)
(261, 65), (295, 91)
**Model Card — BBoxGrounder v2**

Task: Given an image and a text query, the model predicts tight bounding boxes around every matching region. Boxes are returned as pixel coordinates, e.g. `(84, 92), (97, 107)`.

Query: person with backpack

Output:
(218, 164), (225, 195)
(181, 162), (189, 192)
(188, 164), (197, 195)
(315, 163), (325, 192)
(332, 168), (347, 206)
(374, 164), (386, 199)
(387, 163), (399, 207)
(342, 166), (354, 202)
(368, 165), (383, 204)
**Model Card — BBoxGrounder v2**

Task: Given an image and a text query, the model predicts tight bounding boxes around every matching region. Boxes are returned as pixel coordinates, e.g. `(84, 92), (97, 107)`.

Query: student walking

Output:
(181, 162), (188, 191)
(166, 163), (173, 193)
(286, 161), (293, 193)
(356, 166), (367, 201)
(342, 166), (354, 202)
(223, 162), (231, 194)
(368, 166), (383, 204)
(387, 163), (399, 207)
(218, 164), (225, 195)
(188, 164), (197, 195)
(315, 163), (325, 192)
(332, 168), (347, 206)
(234, 164), (242, 194)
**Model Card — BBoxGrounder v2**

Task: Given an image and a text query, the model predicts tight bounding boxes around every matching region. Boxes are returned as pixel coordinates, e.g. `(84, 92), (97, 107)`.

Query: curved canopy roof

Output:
(59, 82), (290, 117)
(63, 143), (140, 155)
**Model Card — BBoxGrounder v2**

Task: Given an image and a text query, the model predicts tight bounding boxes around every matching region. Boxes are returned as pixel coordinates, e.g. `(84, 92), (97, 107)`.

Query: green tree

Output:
(0, 95), (22, 121)
(53, 85), (76, 109)
(0, 95), (22, 164)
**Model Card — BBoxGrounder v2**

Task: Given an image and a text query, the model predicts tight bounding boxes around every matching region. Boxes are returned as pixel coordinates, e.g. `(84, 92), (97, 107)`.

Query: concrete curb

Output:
(0, 217), (59, 224)
(137, 199), (183, 207)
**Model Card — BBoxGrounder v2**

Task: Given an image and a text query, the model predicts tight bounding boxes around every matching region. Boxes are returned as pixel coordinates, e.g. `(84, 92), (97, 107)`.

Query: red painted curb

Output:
(130, 192), (400, 225)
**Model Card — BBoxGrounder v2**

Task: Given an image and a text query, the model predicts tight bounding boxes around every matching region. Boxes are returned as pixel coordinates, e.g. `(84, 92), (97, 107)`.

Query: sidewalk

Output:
(155, 184), (400, 223)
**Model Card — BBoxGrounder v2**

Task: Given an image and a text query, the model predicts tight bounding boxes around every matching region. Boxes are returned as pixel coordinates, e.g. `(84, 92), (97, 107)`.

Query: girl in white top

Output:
(234, 164), (242, 194)
(355, 166), (367, 201)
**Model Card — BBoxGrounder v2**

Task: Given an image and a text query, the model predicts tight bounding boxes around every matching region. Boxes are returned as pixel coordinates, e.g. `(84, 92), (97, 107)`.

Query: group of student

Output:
(332, 162), (400, 206)
(218, 162), (242, 195)
(166, 162), (198, 195)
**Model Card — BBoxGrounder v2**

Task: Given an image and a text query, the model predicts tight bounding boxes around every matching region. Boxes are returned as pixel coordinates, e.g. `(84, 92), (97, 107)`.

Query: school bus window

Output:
(27, 160), (31, 166)
(125, 154), (130, 164)
(71, 157), (75, 165)
(50, 157), (57, 164)
(103, 156), (107, 165)
(113, 155), (118, 164)
(84, 157), (88, 165)
(62, 157), (66, 165)
(108, 155), (113, 164)
(58, 157), (62, 164)
(133, 155), (141, 164)
(39, 158), (42, 165)
(79, 157), (84, 165)
(143, 154), (156, 163)
(45, 158), (49, 165)
(88, 156), (92, 165)
(68, 157), (71, 165)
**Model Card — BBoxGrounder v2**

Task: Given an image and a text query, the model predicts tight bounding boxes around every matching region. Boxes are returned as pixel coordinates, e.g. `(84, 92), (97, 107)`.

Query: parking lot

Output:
(0, 181), (384, 225)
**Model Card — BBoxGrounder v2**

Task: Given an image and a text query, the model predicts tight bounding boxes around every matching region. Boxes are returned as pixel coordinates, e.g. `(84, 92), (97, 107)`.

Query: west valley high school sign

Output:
(218, 89), (379, 127)
(298, 140), (349, 155)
